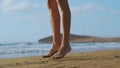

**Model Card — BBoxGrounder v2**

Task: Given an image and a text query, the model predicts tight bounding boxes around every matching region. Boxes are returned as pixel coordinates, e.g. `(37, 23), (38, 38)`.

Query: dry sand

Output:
(0, 49), (120, 68)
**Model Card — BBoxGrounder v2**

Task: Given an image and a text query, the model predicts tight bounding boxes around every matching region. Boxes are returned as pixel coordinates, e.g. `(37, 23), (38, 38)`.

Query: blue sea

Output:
(0, 42), (120, 59)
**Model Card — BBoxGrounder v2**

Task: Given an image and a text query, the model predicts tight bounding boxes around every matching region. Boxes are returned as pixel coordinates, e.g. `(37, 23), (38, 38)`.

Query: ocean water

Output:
(0, 42), (120, 59)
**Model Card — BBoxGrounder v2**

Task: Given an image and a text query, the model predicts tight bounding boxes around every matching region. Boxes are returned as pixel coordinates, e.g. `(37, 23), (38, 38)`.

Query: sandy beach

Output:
(0, 49), (120, 68)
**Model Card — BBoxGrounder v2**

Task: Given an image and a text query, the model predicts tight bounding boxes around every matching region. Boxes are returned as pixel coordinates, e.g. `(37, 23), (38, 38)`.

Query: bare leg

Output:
(42, 0), (61, 58)
(52, 0), (71, 59)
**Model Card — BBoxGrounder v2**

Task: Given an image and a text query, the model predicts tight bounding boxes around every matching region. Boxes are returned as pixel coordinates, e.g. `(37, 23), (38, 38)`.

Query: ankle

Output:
(52, 43), (60, 49)
(61, 41), (70, 46)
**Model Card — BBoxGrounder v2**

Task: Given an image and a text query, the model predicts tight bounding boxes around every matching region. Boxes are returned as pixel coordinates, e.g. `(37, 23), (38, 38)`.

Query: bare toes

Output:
(52, 53), (64, 59)
(42, 49), (58, 58)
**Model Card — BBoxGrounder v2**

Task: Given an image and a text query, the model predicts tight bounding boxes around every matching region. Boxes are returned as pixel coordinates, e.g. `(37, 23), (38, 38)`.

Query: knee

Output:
(47, 0), (57, 10)
(57, 0), (62, 3)
(56, 0), (68, 10)
(47, 1), (52, 9)
(57, 0), (64, 5)
(57, 0), (70, 12)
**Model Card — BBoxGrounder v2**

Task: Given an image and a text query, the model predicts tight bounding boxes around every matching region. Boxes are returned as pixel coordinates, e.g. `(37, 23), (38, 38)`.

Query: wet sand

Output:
(0, 49), (120, 68)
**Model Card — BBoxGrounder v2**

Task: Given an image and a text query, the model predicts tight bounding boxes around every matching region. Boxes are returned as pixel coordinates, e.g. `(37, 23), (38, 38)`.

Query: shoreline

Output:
(0, 49), (120, 68)
(1, 42), (120, 59)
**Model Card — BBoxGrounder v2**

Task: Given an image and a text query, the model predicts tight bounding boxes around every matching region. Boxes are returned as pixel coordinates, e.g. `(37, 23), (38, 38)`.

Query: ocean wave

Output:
(0, 42), (50, 55)
(0, 48), (49, 54)
(0, 42), (120, 58)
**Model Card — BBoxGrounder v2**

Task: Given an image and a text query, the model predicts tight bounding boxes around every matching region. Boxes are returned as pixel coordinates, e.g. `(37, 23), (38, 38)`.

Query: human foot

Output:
(52, 44), (71, 59)
(42, 48), (58, 58)
(42, 43), (60, 58)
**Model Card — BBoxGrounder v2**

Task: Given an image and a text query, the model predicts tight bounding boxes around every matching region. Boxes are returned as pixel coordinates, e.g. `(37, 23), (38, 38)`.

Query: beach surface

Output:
(0, 49), (120, 68)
